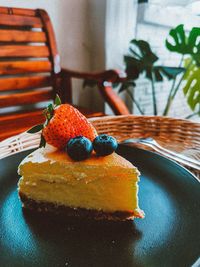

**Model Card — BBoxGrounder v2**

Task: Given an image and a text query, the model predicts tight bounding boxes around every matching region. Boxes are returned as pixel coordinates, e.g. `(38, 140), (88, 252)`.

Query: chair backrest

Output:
(0, 6), (60, 113)
(0, 6), (130, 141)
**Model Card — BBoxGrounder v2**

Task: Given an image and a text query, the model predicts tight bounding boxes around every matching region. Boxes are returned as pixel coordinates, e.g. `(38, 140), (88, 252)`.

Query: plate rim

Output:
(119, 144), (200, 183)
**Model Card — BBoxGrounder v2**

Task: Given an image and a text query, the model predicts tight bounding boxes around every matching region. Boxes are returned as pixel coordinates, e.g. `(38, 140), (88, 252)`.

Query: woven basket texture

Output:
(1, 115), (200, 178)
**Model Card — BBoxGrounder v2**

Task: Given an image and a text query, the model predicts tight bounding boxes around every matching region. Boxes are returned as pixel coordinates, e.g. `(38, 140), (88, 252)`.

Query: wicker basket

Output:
(1, 115), (200, 178)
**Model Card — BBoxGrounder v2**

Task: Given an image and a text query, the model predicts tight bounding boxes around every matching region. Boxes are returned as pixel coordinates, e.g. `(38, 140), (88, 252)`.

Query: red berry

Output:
(42, 104), (97, 149)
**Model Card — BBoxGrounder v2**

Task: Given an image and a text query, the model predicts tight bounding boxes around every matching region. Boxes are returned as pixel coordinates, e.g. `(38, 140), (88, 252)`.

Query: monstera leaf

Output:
(124, 39), (158, 80)
(125, 39), (184, 82)
(118, 80), (136, 93)
(183, 61), (200, 111)
(166, 24), (200, 65)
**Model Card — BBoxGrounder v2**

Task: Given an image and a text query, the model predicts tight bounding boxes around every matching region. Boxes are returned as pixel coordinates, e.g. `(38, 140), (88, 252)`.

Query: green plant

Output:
(83, 24), (200, 118)
(120, 24), (200, 118)
(165, 24), (200, 117)
(121, 39), (184, 115)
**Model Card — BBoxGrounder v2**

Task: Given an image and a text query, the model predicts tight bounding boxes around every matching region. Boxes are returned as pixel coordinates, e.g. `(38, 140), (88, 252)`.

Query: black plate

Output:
(0, 145), (200, 267)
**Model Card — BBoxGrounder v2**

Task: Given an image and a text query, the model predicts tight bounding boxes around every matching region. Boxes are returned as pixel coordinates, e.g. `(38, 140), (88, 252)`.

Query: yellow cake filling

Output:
(18, 148), (141, 213)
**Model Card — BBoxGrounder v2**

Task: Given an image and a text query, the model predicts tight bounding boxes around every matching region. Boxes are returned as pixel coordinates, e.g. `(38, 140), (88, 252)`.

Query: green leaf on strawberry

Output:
(27, 124), (44, 134)
(55, 94), (61, 107)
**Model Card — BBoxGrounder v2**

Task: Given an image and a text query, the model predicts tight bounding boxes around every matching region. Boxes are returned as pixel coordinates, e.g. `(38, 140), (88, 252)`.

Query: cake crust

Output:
(19, 192), (135, 221)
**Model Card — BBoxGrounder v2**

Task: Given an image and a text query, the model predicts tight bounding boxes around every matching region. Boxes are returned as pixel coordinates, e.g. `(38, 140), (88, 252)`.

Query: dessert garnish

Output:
(93, 134), (118, 156)
(28, 95), (97, 149)
(66, 136), (93, 161)
(28, 95), (119, 161)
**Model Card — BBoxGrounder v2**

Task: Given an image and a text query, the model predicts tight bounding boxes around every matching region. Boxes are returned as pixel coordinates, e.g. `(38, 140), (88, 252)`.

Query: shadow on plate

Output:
(23, 209), (143, 267)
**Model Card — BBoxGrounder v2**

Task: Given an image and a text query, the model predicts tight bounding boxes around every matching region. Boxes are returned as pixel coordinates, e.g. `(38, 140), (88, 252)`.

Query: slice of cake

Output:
(18, 147), (144, 221)
(17, 95), (144, 221)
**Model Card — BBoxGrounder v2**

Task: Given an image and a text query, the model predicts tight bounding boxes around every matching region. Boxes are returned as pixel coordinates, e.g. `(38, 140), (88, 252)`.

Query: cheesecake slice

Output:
(18, 147), (144, 221)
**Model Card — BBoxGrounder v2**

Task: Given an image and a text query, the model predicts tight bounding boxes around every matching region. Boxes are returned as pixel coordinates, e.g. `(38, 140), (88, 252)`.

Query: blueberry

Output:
(66, 136), (93, 161)
(93, 134), (118, 156)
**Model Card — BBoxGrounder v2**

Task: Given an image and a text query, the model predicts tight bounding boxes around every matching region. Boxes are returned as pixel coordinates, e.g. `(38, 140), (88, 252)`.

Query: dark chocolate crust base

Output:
(19, 192), (135, 221)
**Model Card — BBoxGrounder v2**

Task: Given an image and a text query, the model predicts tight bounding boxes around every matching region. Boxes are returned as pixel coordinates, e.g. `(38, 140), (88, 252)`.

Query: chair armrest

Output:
(60, 68), (130, 115)
(61, 68), (126, 83)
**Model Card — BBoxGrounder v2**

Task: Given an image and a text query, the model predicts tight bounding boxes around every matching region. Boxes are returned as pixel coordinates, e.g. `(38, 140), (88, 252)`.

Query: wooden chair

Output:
(0, 6), (129, 141)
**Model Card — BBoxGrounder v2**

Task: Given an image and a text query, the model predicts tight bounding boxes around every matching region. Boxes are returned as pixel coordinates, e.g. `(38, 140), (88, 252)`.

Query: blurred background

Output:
(0, 0), (199, 120)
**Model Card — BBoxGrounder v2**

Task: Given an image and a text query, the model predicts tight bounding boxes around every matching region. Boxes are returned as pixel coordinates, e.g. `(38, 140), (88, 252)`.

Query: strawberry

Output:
(28, 95), (97, 149)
